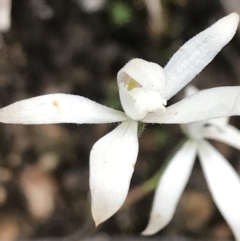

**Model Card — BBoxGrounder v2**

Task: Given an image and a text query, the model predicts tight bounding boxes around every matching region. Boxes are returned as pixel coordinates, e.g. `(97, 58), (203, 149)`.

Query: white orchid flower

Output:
(142, 86), (240, 241)
(0, 13), (239, 226)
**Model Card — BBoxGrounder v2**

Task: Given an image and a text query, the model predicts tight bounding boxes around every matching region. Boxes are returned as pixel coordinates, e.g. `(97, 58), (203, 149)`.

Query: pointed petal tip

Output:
(222, 13), (239, 34)
(92, 209), (106, 227)
(141, 228), (156, 236)
(229, 12), (239, 22)
(93, 218), (101, 227)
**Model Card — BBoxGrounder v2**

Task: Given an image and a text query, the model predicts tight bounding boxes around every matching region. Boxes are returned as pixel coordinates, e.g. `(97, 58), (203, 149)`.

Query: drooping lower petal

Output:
(0, 94), (127, 124)
(143, 87), (240, 124)
(203, 125), (240, 150)
(163, 13), (239, 100)
(142, 140), (197, 235)
(90, 120), (138, 226)
(198, 141), (240, 241)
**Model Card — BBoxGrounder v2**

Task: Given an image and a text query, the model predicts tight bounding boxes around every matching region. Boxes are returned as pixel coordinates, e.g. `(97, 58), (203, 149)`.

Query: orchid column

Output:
(0, 13), (239, 226)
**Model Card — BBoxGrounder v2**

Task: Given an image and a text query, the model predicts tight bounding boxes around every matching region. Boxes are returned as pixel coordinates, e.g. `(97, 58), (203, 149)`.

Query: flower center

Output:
(117, 58), (168, 121)
(118, 77), (167, 121)
(127, 78), (139, 91)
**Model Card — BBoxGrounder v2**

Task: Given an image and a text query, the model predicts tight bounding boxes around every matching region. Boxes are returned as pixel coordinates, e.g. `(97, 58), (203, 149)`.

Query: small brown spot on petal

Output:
(52, 100), (59, 108)
(52, 100), (60, 115)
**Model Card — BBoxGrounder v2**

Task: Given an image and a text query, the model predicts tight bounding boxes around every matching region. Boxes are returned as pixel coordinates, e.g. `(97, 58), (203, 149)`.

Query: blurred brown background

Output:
(0, 0), (240, 240)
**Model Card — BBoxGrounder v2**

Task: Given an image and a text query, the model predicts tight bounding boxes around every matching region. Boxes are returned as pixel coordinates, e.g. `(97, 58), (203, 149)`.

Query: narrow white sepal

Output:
(142, 140), (197, 235)
(203, 125), (240, 150)
(90, 120), (138, 226)
(163, 13), (239, 100)
(198, 141), (240, 241)
(143, 87), (240, 124)
(0, 94), (127, 124)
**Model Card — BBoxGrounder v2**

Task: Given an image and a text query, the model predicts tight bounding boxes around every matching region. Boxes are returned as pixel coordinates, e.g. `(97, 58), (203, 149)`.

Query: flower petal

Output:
(0, 94), (127, 124)
(198, 141), (240, 241)
(117, 59), (166, 94)
(90, 120), (138, 226)
(163, 13), (239, 100)
(142, 140), (197, 235)
(143, 87), (240, 124)
(204, 125), (240, 150)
